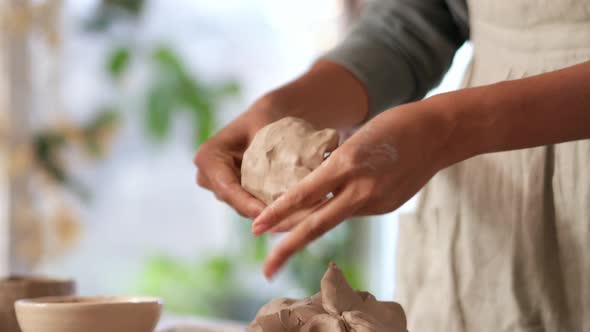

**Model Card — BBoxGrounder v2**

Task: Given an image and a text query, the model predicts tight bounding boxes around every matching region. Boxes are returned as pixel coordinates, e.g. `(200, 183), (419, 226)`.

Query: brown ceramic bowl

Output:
(0, 276), (75, 332)
(15, 296), (163, 332)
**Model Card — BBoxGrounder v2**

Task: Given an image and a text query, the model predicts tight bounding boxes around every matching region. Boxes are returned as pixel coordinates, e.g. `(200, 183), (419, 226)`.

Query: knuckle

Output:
(333, 147), (364, 177)
(289, 190), (308, 207)
(196, 173), (208, 188)
(353, 186), (374, 207)
(215, 190), (229, 202)
(193, 144), (211, 167)
(234, 208), (249, 218)
(276, 190), (307, 213)
(337, 151), (358, 169)
(355, 192), (371, 207)
(364, 178), (382, 196)
(263, 203), (279, 220)
(226, 182), (242, 194)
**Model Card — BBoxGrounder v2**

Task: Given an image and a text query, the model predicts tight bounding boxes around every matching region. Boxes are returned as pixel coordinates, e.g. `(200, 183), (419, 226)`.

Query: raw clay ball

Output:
(241, 117), (340, 205)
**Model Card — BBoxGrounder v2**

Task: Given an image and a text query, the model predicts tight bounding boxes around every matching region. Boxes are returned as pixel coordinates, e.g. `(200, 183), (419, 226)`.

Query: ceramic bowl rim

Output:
(15, 296), (163, 307)
(1, 275), (74, 285)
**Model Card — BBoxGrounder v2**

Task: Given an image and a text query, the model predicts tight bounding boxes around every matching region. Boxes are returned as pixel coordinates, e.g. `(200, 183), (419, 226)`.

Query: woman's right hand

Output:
(194, 60), (369, 219)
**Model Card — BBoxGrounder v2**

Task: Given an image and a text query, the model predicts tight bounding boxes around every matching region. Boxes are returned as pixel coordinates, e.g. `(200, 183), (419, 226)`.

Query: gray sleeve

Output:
(322, 0), (465, 116)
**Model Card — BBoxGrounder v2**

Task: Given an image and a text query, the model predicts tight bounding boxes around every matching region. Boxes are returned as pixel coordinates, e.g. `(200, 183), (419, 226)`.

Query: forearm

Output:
(439, 61), (590, 166)
(251, 60), (369, 131)
(323, 0), (464, 115)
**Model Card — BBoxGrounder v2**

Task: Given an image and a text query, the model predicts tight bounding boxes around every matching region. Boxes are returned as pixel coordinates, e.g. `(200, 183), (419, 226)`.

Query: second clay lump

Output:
(247, 263), (407, 332)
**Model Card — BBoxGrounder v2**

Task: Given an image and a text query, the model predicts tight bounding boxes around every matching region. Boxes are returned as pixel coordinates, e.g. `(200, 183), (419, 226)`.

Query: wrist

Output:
(429, 89), (500, 168)
(258, 60), (370, 130)
(417, 93), (479, 169)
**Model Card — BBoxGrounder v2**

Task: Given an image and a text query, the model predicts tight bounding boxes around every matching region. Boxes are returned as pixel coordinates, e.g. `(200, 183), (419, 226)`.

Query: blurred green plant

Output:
(85, 0), (145, 31)
(91, 2), (240, 146)
(137, 255), (238, 317)
(105, 45), (240, 146)
(288, 224), (364, 294)
(135, 218), (365, 321)
(106, 47), (131, 78)
(33, 108), (120, 200)
(232, 216), (365, 294)
(135, 252), (269, 321)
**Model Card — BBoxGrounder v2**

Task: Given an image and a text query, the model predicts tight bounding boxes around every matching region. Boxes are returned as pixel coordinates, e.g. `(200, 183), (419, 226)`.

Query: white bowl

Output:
(15, 296), (163, 332)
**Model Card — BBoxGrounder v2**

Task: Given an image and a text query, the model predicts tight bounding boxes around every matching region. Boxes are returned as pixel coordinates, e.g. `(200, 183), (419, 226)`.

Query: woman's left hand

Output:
(252, 97), (457, 279)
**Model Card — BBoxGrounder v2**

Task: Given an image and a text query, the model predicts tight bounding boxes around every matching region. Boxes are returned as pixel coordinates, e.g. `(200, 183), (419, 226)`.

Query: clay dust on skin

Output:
(347, 121), (399, 173)
(357, 143), (399, 172)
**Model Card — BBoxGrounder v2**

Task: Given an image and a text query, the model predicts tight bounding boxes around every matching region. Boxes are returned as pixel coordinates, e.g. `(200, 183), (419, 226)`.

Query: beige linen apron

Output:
(395, 1), (590, 331)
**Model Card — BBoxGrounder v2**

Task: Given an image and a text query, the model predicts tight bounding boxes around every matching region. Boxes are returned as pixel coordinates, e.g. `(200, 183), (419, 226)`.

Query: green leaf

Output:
(253, 234), (268, 263)
(33, 132), (68, 183)
(178, 78), (215, 145)
(286, 222), (366, 294)
(105, 0), (145, 15)
(83, 8), (113, 32)
(202, 256), (233, 285)
(107, 47), (131, 78)
(86, 108), (120, 133)
(152, 46), (186, 78)
(338, 263), (365, 291)
(134, 255), (238, 317)
(195, 102), (214, 145)
(84, 0), (145, 32)
(145, 84), (174, 140)
(82, 108), (120, 157)
(150, 46), (233, 146)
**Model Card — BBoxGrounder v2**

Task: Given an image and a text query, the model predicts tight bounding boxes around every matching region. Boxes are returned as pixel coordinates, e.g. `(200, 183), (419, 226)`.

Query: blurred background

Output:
(0, 0), (471, 323)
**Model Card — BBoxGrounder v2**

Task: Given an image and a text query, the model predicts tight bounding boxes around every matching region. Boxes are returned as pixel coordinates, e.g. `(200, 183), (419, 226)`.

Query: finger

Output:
(252, 162), (344, 235)
(268, 198), (329, 234)
(267, 209), (314, 234)
(354, 177), (416, 216)
(211, 166), (266, 218)
(263, 188), (359, 279)
(196, 170), (212, 189)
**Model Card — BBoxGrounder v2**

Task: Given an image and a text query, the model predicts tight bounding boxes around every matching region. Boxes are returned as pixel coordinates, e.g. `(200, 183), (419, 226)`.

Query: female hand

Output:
(251, 97), (456, 278)
(193, 105), (274, 218)
(194, 60), (369, 218)
(252, 60), (590, 278)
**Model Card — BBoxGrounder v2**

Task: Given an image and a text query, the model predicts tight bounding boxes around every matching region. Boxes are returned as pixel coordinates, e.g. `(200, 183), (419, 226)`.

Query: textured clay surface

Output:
(241, 117), (339, 205)
(247, 263), (407, 332)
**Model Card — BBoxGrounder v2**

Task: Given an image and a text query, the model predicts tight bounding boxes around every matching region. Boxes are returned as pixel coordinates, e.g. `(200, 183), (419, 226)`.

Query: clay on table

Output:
(247, 263), (407, 332)
(241, 117), (339, 205)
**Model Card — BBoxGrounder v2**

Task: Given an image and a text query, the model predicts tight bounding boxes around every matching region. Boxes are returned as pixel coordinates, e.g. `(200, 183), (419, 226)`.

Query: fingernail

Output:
(252, 223), (262, 235)
(251, 218), (265, 229)
(253, 214), (264, 225)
